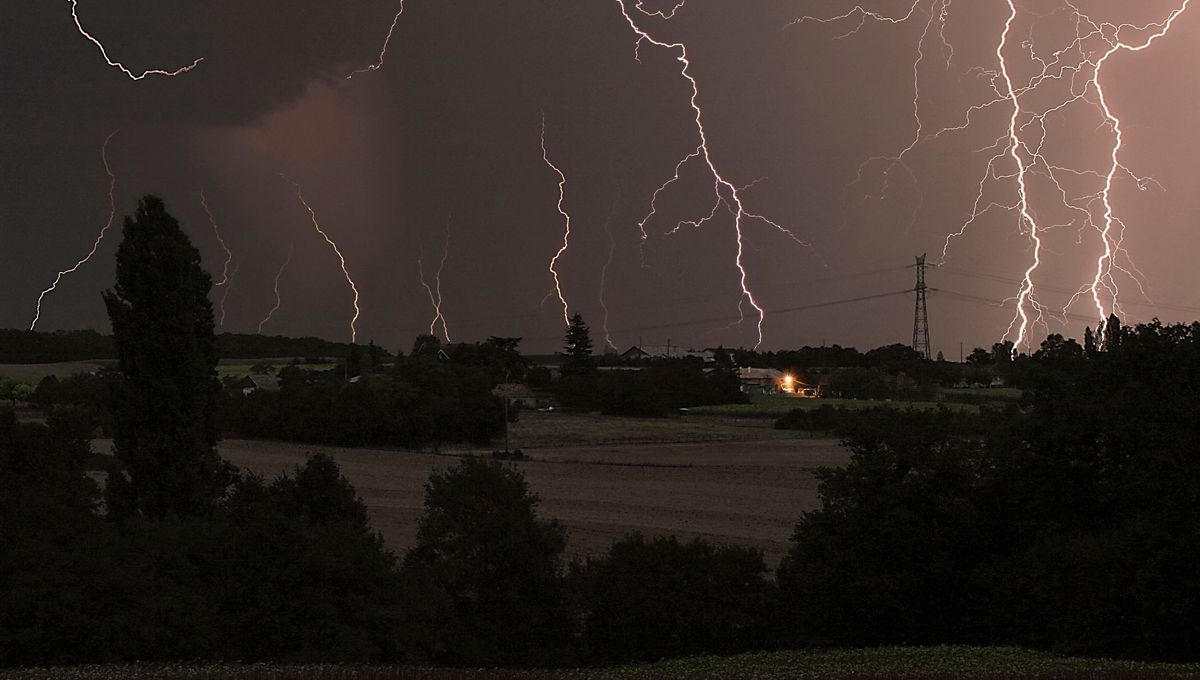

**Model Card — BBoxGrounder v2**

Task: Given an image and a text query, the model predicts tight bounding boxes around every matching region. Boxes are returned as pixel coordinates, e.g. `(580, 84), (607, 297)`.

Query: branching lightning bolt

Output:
(258, 243), (294, 334)
(996, 0), (1042, 354)
(1079, 1), (1192, 335)
(540, 114), (573, 327)
(200, 188), (234, 287)
(217, 260), (239, 328)
(30, 130), (120, 330)
(417, 214), (453, 343)
(616, 0), (810, 348)
(634, 0), (689, 21)
(281, 175), (362, 343)
(798, 0), (1192, 352)
(347, 1), (407, 79)
(69, 0), (202, 80)
(599, 171), (624, 352)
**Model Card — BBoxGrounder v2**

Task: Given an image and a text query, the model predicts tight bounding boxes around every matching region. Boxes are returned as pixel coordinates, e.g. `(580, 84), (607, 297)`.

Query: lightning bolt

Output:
(1079, 1), (1192, 335)
(540, 113), (573, 327)
(346, 1), (407, 79)
(799, 1), (1192, 353)
(615, 0), (810, 348)
(599, 172), (624, 353)
(258, 243), (294, 334)
(30, 129), (120, 331)
(417, 213), (453, 343)
(68, 0), (202, 80)
(217, 260), (240, 328)
(281, 175), (362, 343)
(200, 187), (234, 287)
(635, 0), (689, 21)
(996, 0), (1042, 354)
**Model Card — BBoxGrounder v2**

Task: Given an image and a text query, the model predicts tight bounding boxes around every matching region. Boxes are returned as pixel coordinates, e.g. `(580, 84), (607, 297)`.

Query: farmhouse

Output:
(492, 382), (535, 405)
(236, 374), (280, 395)
(621, 346), (651, 361)
(492, 382), (556, 409)
(621, 345), (718, 363)
(737, 367), (819, 397)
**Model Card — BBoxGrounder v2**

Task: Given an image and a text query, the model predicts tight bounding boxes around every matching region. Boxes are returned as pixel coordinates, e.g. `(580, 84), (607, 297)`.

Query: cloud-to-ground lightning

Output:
(417, 214), (453, 343)
(200, 188), (234, 288)
(615, 0), (811, 348)
(30, 130), (120, 330)
(281, 175), (362, 343)
(217, 260), (239, 327)
(598, 167), (623, 352)
(797, 0), (1193, 352)
(539, 114), (574, 327)
(1078, 1), (1192, 335)
(346, 1), (407, 79)
(69, 0), (202, 80)
(258, 243), (294, 334)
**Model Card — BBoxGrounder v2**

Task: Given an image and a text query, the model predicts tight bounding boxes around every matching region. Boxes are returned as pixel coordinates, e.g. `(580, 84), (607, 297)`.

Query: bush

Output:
(577, 534), (774, 663)
(405, 457), (573, 666)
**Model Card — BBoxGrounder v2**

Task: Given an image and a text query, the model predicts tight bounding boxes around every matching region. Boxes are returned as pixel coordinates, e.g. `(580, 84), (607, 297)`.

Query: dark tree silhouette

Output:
(560, 313), (595, 377)
(405, 457), (571, 665)
(102, 195), (235, 518)
(578, 534), (773, 663)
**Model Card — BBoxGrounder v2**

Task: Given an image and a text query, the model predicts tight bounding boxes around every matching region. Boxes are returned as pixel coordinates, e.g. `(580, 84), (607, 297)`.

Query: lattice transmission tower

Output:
(912, 254), (931, 360)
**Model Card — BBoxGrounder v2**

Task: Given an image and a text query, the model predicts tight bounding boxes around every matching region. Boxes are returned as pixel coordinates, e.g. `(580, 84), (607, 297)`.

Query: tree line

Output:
(9, 313), (1200, 665)
(0, 328), (377, 364)
(6, 195), (1200, 667)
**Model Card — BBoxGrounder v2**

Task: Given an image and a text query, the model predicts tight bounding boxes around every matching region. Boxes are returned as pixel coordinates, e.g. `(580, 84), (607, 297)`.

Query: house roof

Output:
(492, 383), (536, 399)
(738, 367), (785, 381)
(240, 374), (280, 391)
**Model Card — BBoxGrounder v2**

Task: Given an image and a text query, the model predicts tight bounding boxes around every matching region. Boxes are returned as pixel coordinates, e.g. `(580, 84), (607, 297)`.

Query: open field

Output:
(0, 359), (339, 382)
(97, 412), (846, 565)
(215, 359), (338, 379)
(690, 394), (979, 417)
(0, 360), (109, 384)
(943, 386), (1022, 400)
(7, 646), (1199, 679)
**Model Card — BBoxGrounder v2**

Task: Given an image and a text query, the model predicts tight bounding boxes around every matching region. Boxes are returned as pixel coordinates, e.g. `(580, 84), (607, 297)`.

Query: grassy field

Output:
(96, 411), (845, 565)
(7, 646), (1198, 679)
(215, 360), (338, 379)
(690, 395), (979, 418)
(942, 386), (1022, 401)
(0, 361), (109, 384)
(0, 359), (338, 382)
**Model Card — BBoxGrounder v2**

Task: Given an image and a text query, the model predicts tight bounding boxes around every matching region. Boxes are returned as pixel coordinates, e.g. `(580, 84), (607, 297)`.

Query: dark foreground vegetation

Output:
(4, 647), (1200, 679)
(5, 195), (1200, 671)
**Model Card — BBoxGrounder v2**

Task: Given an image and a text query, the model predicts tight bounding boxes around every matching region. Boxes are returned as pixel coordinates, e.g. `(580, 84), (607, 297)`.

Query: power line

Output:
(937, 265), (1200, 317)
(519, 289), (915, 343)
(449, 264), (911, 333)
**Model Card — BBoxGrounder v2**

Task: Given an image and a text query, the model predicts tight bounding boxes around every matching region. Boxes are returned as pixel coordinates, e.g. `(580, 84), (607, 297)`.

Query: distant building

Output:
(492, 382), (536, 401)
(236, 374), (280, 395)
(621, 346), (651, 361)
(621, 345), (717, 363)
(738, 367), (819, 397)
(738, 367), (786, 395)
(492, 383), (556, 409)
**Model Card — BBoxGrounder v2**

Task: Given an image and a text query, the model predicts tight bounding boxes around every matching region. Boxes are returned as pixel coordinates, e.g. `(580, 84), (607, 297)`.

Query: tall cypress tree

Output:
(560, 313), (595, 377)
(103, 195), (235, 518)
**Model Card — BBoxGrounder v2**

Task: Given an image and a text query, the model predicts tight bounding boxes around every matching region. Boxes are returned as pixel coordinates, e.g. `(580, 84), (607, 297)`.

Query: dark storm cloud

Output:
(3, 0), (402, 135)
(4, 1), (1200, 354)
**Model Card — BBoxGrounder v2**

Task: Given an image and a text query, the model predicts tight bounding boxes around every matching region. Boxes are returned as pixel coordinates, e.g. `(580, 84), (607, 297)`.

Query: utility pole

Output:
(912, 254), (931, 360)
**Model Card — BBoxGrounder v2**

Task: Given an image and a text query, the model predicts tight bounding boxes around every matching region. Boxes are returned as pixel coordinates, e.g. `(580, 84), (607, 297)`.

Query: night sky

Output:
(5, 0), (1200, 355)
